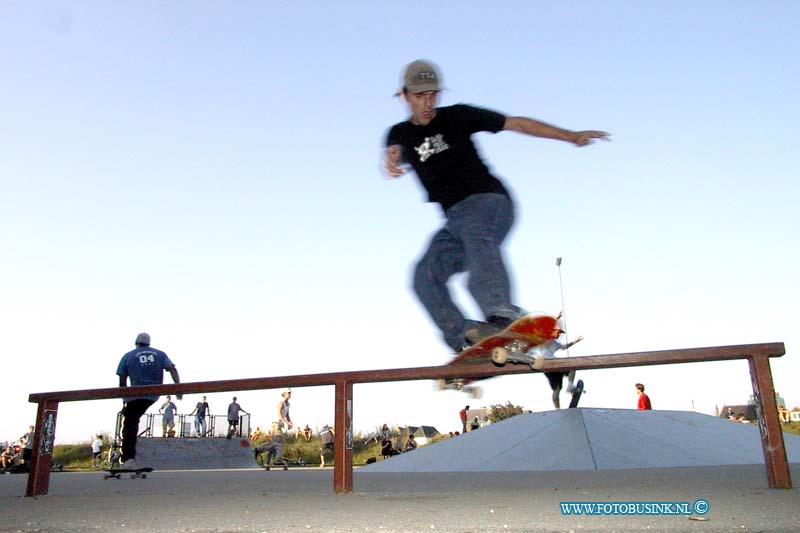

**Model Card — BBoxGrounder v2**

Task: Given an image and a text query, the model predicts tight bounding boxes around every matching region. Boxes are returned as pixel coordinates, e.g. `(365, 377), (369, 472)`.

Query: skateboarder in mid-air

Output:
(384, 59), (608, 353)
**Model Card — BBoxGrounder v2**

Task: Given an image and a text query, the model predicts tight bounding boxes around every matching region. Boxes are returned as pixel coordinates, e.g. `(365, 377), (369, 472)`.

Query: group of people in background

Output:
(73, 330), (662, 473)
(0, 426), (34, 472)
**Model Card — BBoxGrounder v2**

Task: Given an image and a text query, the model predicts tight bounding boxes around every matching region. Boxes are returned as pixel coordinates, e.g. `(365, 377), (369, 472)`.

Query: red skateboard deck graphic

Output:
(440, 314), (560, 395)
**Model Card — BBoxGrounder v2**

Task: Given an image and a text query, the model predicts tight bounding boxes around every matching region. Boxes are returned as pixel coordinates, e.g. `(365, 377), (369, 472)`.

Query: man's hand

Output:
(384, 145), (406, 178)
(569, 131), (610, 147)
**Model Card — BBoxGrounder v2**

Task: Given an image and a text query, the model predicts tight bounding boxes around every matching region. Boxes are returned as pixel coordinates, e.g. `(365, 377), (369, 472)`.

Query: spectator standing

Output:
(190, 396), (210, 437)
(20, 425), (34, 468)
(276, 388), (293, 431)
(459, 405), (469, 433)
(319, 424), (335, 467)
(91, 435), (104, 468)
(116, 332), (181, 469)
(636, 383), (652, 410)
(226, 397), (249, 439)
(159, 395), (178, 437)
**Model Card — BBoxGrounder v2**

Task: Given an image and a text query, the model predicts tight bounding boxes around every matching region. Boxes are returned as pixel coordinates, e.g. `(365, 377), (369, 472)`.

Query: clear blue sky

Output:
(2, 1), (797, 444)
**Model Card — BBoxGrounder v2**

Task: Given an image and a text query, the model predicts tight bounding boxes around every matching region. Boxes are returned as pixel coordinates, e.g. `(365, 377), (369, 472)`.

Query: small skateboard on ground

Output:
(263, 463), (288, 471)
(103, 467), (153, 480)
(568, 379), (585, 408)
(438, 314), (560, 397)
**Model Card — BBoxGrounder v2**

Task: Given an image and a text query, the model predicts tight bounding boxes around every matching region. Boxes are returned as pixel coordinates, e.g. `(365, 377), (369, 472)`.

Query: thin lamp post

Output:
(556, 257), (570, 357)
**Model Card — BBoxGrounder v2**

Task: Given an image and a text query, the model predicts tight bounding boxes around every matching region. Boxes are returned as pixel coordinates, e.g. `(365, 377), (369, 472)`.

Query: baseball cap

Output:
(282, 388), (292, 396)
(135, 332), (151, 345)
(400, 59), (442, 94)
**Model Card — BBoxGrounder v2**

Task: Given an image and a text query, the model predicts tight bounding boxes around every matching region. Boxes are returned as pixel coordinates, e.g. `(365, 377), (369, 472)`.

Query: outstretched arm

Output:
(504, 117), (609, 146)
(565, 336), (584, 349)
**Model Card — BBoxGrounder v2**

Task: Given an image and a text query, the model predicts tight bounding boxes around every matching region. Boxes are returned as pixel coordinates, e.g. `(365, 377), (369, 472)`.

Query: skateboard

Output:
(264, 463), (288, 471)
(103, 467), (153, 480)
(568, 379), (585, 408)
(438, 314), (560, 396)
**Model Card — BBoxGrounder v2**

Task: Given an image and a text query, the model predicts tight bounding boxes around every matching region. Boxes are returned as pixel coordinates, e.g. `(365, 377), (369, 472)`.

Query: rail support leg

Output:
(333, 379), (353, 494)
(26, 399), (59, 497)
(748, 355), (792, 489)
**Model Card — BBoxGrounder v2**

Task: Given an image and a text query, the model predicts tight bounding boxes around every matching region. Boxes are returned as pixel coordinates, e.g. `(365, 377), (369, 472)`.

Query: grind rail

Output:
(26, 341), (788, 496)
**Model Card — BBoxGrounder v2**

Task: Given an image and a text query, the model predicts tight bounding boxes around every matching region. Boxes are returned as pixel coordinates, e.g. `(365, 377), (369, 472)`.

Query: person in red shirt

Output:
(635, 383), (652, 410)
(459, 405), (469, 433)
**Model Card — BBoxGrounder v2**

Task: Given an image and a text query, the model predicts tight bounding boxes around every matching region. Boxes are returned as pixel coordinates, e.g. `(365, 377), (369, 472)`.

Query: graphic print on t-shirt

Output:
(415, 133), (449, 162)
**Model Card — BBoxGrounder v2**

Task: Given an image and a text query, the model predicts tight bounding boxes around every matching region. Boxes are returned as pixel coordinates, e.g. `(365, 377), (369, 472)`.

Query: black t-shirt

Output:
(386, 104), (509, 212)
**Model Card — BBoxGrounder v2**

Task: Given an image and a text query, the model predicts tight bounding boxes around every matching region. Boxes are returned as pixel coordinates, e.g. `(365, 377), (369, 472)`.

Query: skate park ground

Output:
(4, 410), (800, 532)
(1, 465), (800, 532)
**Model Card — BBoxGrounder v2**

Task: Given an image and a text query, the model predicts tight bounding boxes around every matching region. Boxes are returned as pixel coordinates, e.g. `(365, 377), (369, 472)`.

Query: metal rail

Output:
(25, 342), (788, 496)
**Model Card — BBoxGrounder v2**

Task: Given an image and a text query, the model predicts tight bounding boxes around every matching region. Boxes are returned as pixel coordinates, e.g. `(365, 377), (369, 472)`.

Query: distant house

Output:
(397, 425), (440, 446)
(790, 408), (800, 423)
(410, 426), (440, 445)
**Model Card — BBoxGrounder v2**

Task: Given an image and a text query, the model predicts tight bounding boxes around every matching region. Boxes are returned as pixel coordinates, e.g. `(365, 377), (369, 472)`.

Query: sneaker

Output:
(120, 458), (137, 470)
(566, 383), (576, 394)
(464, 316), (514, 344)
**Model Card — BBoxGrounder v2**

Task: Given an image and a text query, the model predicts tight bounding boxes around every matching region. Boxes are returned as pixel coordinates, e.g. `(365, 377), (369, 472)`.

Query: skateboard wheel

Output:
(531, 355), (544, 370)
(141, 473), (147, 479)
(491, 347), (508, 365)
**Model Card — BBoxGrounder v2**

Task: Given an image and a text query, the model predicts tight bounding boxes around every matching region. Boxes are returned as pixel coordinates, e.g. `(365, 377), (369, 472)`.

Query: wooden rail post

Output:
(333, 378), (353, 494)
(748, 354), (792, 489)
(26, 399), (59, 497)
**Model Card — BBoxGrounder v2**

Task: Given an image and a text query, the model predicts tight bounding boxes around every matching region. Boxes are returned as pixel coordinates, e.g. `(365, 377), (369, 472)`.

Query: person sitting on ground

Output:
(393, 435), (404, 453)
(1, 446), (16, 469)
(381, 437), (397, 459)
(405, 434), (418, 452)
(470, 417), (480, 431)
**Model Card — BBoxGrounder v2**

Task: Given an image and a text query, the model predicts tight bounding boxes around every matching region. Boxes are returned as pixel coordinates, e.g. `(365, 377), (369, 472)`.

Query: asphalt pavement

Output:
(1, 465), (799, 532)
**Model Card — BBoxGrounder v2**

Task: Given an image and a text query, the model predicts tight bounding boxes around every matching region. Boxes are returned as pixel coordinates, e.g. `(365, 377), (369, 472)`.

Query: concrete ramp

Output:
(135, 437), (258, 470)
(360, 409), (800, 473)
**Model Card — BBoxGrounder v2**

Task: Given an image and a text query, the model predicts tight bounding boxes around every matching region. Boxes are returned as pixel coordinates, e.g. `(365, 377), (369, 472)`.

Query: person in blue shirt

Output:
(116, 332), (181, 469)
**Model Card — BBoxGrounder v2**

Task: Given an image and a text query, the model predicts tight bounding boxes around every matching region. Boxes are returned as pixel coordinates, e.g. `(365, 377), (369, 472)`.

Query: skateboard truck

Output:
(435, 379), (482, 399)
(490, 341), (545, 370)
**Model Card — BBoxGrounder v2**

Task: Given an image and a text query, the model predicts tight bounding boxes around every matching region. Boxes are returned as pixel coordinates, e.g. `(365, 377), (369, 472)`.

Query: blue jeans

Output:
(413, 193), (520, 351)
(195, 416), (207, 437)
